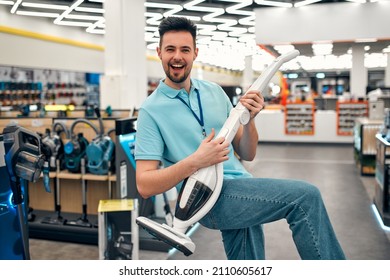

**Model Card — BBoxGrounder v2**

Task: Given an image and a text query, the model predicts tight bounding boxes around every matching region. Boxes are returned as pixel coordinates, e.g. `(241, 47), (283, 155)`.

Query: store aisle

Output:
(30, 143), (390, 260)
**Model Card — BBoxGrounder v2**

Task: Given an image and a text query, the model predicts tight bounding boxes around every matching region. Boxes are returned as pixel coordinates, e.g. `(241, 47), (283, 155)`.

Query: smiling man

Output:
(158, 28), (197, 89)
(134, 17), (345, 260)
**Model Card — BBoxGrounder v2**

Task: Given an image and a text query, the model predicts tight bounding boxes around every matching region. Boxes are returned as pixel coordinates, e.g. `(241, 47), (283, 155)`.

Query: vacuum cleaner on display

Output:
(0, 124), (50, 259)
(86, 106), (115, 175)
(42, 122), (70, 171)
(63, 118), (99, 228)
(40, 122), (70, 225)
(64, 157), (93, 228)
(64, 118), (99, 173)
(136, 50), (300, 256)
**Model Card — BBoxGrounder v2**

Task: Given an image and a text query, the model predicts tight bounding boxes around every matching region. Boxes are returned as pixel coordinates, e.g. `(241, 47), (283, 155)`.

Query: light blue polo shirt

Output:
(134, 78), (252, 188)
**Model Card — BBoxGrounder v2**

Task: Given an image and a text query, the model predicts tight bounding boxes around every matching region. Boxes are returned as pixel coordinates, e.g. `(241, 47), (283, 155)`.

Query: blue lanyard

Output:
(176, 90), (206, 137)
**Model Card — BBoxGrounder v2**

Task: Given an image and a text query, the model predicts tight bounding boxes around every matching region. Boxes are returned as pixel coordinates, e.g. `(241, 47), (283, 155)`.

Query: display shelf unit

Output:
(30, 167), (173, 253)
(353, 118), (383, 175)
(374, 134), (390, 226)
(29, 161), (116, 244)
(337, 101), (368, 136)
(284, 102), (315, 135)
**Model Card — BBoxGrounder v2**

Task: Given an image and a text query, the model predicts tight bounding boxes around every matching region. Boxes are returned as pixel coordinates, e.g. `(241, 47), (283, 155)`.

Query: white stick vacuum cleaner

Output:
(136, 50), (300, 256)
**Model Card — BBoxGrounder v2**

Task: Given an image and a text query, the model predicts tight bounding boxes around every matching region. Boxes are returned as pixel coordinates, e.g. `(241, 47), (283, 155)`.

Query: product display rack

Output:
(353, 118), (383, 175)
(24, 116), (174, 254)
(337, 101), (368, 136)
(284, 102), (315, 135)
(0, 81), (42, 106)
(374, 134), (390, 226)
(29, 167), (115, 244)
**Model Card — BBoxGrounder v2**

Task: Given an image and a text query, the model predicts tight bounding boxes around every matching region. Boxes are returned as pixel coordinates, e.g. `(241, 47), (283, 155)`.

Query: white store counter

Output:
(255, 110), (353, 144)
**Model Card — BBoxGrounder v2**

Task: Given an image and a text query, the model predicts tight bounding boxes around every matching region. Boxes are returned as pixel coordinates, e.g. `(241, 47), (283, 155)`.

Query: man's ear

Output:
(157, 47), (162, 60)
(194, 47), (199, 60)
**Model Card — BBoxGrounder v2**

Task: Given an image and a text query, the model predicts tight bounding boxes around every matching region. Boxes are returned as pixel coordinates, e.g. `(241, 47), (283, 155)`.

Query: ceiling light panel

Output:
(255, 0), (293, 8)
(294, 0), (322, 8)
(0, 1), (14, 5)
(10, 0), (21, 13)
(75, 7), (104, 13)
(16, 10), (59, 18)
(21, 2), (68, 10)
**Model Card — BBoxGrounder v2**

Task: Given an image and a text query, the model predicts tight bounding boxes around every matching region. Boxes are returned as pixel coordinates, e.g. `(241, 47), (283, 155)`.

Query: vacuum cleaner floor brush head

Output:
(136, 217), (195, 256)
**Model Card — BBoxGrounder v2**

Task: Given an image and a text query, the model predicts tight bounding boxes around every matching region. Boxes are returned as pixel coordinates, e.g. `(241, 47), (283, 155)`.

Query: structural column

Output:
(385, 53), (390, 87)
(350, 45), (367, 98)
(100, 0), (146, 110)
(241, 55), (253, 92)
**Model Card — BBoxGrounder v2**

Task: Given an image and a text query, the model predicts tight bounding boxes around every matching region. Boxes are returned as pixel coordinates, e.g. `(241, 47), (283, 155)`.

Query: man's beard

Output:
(165, 66), (190, 84)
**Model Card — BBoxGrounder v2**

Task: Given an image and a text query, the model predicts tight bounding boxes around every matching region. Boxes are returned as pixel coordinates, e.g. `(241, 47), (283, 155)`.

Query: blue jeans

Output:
(199, 178), (346, 260)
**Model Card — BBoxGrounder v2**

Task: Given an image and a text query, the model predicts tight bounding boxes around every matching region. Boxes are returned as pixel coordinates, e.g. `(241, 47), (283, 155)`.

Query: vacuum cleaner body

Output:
(42, 130), (62, 171)
(41, 127), (67, 172)
(86, 135), (115, 175)
(86, 106), (116, 175)
(1, 125), (50, 259)
(136, 50), (300, 256)
(64, 133), (89, 173)
(64, 118), (100, 173)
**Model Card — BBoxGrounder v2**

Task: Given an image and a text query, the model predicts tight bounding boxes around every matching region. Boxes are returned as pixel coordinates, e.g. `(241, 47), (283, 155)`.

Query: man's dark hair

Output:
(158, 17), (197, 47)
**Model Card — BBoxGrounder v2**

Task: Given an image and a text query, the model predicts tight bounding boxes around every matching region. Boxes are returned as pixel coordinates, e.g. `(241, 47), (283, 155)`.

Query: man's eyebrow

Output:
(163, 44), (192, 49)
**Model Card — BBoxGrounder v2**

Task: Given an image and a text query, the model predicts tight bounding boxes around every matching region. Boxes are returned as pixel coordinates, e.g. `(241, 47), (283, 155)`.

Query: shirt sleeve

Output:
(134, 108), (164, 161)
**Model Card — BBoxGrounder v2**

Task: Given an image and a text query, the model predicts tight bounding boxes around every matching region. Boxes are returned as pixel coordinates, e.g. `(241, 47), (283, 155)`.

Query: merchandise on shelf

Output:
(0, 81), (42, 106)
(374, 134), (390, 227)
(0, 66), (100, 111)
(353, 117), (383, 175)
(284, 102), (315, 135)
(337, 101), (368, 136)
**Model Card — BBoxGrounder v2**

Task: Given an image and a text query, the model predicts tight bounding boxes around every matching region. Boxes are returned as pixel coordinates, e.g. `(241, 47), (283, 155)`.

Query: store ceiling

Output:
(1, 0), (389, 71)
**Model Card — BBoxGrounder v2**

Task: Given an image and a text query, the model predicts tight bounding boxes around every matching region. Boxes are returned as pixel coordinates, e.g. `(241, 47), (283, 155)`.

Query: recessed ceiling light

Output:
(255, 0), (293, 8)
(273, 44), (295, 54)
(316, 73), (326, 79)
(294, 0), (322, 8)
(355, 38), (378, 43)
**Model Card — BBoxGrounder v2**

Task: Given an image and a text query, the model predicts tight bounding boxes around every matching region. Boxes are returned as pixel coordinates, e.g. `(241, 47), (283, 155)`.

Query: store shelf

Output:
(255, 110), (353, 143)
(374, 134), (390, 226)
(284, 102), (315, 135)
(337, 101), (368, 136)
(29, 168), (121, 247)
(29, 210), (98, 245)
(83, 174), (109, 181)
(353, 118), (383, 175)
(28, 210), (173, 253)
(56, 170), (82, 179)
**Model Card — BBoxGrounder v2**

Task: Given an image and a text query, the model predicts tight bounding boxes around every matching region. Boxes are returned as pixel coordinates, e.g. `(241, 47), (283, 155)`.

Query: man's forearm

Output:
(136, 157), (199, 198)
(237, 119), (258, 161)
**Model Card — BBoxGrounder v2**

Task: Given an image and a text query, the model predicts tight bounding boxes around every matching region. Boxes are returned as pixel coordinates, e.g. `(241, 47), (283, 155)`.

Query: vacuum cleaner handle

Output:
(217, 50), (300, 143)
(94, 105), (105, 136)
(245, 49), (300, 95)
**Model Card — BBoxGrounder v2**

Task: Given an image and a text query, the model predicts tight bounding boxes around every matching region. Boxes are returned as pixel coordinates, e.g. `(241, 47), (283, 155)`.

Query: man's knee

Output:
(293, 180), (322, 202)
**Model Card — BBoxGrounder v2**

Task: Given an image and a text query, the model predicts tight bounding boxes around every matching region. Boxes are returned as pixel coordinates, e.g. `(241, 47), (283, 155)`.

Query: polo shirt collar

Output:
(159, 78), (200, 99)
